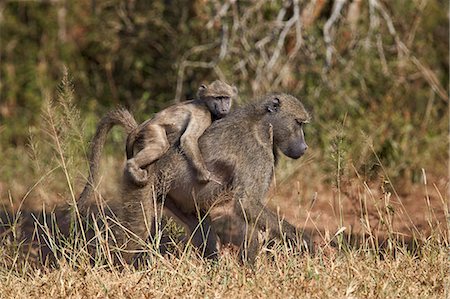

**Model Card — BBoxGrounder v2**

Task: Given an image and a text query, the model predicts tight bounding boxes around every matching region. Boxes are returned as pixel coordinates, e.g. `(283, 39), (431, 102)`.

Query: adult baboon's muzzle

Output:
(285, 142), (308, 159)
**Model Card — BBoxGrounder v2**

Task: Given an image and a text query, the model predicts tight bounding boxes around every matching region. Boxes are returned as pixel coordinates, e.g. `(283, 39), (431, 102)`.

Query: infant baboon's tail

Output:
(78, 107), (137, 213)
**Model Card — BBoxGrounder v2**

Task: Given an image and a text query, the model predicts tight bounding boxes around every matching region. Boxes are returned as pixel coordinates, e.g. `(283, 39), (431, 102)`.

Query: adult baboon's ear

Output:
(197, 84), (208, 98)
(267, 97), (281, 113)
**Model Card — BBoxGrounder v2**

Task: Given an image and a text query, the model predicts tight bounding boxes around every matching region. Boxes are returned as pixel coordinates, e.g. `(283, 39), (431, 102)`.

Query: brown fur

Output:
(125, 80), (237, 186)
(76, 92), (310, 265)
(76, 82), (236, 263)
(121, 93), (311, 264)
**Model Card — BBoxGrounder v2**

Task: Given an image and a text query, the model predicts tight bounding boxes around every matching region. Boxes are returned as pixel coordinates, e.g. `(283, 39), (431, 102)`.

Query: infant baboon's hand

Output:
(125, 160), (149, 187)
(197, 170), (212, 183)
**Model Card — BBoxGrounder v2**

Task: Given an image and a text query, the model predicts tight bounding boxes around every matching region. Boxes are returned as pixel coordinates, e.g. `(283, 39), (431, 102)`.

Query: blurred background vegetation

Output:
(0, 0), (448, 201)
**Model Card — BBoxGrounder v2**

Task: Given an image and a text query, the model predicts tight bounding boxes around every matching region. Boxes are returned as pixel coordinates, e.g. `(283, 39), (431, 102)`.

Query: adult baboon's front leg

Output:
(242, 198), (312, 252)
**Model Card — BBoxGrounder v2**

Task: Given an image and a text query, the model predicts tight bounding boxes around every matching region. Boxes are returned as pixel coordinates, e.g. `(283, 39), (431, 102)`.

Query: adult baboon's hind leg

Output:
(119, 177), (156, 264)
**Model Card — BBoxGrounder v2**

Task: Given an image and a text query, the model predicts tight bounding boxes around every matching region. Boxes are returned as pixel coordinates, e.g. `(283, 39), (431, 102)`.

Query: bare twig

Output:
(323, 0), (347, 68)
(371, 0), (448, 102)
(206, 0), (236, 29)
(267, 15), (297, 70)
(376, 34), (389, 75)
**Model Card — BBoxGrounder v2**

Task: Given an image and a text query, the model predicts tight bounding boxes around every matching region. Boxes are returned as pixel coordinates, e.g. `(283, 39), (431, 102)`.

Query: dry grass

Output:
(1, 161), (448, 298)
(0, 238), (447, 298)
(1, 74), (449, 299)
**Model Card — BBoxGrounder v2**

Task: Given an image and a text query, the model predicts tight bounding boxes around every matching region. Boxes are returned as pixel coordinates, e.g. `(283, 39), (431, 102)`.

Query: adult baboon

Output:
(123, 93), (311, 264)
(125, 80), (237, 186)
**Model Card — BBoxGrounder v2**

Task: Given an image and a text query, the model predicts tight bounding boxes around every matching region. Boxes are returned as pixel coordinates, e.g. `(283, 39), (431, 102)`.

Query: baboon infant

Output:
(125, 80), (237, 186)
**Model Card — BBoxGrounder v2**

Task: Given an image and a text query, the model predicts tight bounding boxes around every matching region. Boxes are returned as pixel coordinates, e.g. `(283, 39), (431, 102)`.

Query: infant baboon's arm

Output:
(179, 112), (214, 182)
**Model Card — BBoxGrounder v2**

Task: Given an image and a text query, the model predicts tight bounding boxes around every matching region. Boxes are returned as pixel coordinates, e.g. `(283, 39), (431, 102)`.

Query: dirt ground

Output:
(270, 169), (449, 247)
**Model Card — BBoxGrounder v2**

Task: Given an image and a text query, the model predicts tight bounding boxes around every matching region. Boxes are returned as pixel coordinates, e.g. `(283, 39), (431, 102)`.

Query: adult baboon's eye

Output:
(296, 119), (309, 126)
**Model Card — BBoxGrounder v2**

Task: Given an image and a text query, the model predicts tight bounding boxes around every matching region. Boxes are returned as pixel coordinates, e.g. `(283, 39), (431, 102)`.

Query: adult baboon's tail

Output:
(78, 107), (138, 213)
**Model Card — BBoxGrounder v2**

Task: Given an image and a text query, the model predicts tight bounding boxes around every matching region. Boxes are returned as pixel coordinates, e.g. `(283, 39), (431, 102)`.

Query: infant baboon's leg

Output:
(126, 125), (170, 186)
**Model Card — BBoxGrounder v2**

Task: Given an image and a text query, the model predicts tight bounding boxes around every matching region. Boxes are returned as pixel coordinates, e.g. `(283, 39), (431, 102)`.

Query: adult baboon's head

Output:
(263, 93), (310, 159)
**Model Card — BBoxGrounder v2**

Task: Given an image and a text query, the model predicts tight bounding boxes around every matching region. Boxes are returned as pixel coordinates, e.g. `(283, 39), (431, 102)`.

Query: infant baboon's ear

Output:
(197, 84), (208, 98)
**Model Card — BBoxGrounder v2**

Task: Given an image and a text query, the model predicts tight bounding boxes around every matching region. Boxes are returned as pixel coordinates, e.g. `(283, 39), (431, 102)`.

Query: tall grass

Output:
(0, 75), (448, 298)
